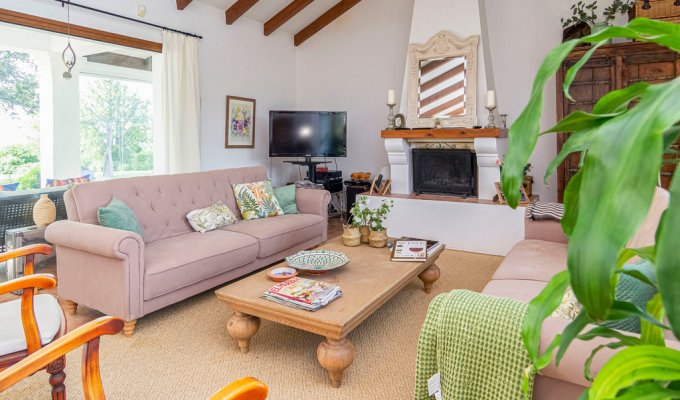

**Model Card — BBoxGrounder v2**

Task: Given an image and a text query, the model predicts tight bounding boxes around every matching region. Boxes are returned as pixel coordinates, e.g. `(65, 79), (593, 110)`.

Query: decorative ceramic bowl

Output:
(285, 250), (350, 275)
(267, 267), (298, 282)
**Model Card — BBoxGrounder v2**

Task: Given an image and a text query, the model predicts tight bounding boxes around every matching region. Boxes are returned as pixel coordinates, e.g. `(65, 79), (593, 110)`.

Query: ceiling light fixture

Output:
(62, 0), (77, 79)
(642, 0), (652, 9)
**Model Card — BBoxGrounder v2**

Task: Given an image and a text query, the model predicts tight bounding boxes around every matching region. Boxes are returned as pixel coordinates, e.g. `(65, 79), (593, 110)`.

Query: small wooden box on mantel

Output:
(380, 127), (508, 139)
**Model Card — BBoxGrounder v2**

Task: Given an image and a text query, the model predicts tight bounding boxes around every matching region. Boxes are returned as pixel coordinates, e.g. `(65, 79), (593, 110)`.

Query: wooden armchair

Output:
(0, 244), (67, 399)
(0, 316), (268, 400)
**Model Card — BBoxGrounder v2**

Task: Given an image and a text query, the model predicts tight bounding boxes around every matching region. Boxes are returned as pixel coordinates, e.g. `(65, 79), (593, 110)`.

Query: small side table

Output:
(3, 225), (55, 282)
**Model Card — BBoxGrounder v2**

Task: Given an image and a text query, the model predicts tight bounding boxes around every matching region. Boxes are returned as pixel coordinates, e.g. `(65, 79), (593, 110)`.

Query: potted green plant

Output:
(502, 18), (680, 398)
(368, 200), (394, 248)
(348, 196), (372, 245)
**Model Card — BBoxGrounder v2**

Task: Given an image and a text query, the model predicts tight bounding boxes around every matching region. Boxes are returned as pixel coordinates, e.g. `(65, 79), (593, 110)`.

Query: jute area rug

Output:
(4, 250), (501, 400)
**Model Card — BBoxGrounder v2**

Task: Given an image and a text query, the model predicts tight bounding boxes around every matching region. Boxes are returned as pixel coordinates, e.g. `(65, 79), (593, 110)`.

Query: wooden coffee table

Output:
(215, 237), (443, 388)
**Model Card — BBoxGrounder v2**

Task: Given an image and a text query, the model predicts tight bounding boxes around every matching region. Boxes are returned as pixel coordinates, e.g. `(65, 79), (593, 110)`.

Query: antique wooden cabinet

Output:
(556, 42), (680, 201)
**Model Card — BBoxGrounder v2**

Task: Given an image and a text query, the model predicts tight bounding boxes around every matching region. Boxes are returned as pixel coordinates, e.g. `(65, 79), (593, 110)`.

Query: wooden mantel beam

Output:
(226, 0), (259, 25)
(294, 0), (361, 46)
(176, 0), (193, 10)
(264, 0), (314, 36)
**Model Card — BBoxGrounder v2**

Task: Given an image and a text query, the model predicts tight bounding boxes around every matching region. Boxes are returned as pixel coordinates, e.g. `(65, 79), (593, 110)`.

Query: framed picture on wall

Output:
(225, 95), (256, 148)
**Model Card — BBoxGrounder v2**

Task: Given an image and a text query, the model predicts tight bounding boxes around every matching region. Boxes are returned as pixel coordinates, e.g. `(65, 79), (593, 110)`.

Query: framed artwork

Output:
(225, 96), (256, 148)
(495, 182), (530, 205)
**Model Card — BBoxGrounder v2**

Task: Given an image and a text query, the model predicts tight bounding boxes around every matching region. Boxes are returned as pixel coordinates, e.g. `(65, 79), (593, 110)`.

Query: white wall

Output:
(295, 0), (415, 181)
(0, 0), (298, 185)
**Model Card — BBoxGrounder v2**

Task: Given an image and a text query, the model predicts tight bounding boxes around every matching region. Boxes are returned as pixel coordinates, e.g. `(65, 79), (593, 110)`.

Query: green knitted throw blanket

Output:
(414, 290), (534, 400)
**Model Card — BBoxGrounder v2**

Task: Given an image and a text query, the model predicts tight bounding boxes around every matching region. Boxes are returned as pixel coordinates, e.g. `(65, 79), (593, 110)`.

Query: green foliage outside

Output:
(500, 18), (680, 398)
(0, 50), (39, 116)
(17, 165), (40, 190)
(80, 78), (153, 178)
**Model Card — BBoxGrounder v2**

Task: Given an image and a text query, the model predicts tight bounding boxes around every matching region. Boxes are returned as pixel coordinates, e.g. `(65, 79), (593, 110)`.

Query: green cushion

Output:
(273, 184), (298, 214)
(601, 260), (658, 333)
(97, 197), (144, 238)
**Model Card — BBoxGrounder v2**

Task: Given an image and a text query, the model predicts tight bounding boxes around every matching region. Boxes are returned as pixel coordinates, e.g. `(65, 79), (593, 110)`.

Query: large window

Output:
(80, 75), (153, 179)
(0, 50), (41, 190)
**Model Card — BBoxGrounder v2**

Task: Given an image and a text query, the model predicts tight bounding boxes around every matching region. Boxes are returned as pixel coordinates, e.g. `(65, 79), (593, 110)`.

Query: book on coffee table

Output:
(262, 277), (342, 311)
(391, 240), (428, 262)
(397, 237), (444, 257)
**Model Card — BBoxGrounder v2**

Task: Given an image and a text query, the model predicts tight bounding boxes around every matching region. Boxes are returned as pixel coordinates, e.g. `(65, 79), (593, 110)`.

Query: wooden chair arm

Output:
(0, 274), (57, 295)
(0, 316), (124, 396)
(208, 377), (268, 400)
(0, 274), (58, 355)
(0, 244), (52, 263)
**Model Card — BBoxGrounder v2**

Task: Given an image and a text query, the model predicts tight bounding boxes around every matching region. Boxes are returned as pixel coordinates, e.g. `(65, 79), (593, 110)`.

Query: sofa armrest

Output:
(44, 220), (145, 321)
(296, 188), (331, 218)
(525, 218), (568, 244)
(45, 220), (143, 259)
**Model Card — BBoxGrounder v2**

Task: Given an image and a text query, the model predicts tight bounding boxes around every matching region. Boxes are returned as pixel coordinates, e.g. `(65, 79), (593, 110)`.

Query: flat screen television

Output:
(269, 111), (347, 158)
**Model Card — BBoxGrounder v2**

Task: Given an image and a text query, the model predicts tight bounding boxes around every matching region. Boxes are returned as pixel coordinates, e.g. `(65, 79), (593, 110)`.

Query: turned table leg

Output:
(317, 337), (356, 388)
(418, 263), (441, 293)
(123, 320), (137, 337)
(46, 355), (66, 400)
(227, 312), (261, 353)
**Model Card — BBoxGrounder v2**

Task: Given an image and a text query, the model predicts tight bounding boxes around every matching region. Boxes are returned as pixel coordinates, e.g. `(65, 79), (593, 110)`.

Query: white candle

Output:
(487, 90), (496, 108)
(387, 89), (396, 106)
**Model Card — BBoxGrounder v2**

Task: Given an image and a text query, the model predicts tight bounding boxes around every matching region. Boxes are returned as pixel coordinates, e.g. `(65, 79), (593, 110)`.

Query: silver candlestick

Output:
(485, 105), (497, 128)
(386, 104), (396, 130)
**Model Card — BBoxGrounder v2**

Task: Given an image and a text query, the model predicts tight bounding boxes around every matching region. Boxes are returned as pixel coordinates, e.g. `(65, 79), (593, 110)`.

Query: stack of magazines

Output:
(262, 277), (342, 311)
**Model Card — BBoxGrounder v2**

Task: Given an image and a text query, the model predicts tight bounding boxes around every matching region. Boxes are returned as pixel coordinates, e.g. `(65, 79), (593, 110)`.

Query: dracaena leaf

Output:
(543, 111), (622, 135)
(656, 172), (680, 340)
(521, 270), (570, 361)
(568, 78), (680, 320)
(641, 294), (666, 347)
(561, 168), (583, 237)
(615, 382), (680, 400)
(584, 342), (628, 382)
(555, 311), (592, 366)
(544, 129), (594, 184)
(592, 82), (650, 114)
(563, 43), (607, 102)
(589, 346), (680, 400)
(606, 300), (669, 330)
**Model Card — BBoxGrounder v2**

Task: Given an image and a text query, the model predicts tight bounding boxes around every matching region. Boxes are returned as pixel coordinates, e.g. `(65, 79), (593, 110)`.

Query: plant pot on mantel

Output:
(359, 225), (370, 244)
(368, 229), (388, 248)
(342, 225), (361, 247)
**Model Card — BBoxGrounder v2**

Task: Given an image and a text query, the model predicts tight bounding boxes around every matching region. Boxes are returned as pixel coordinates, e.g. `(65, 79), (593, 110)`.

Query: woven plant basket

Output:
(342, 225), (361, 247)
(368, 229), (388, 248)
(359, 225), (370, 244)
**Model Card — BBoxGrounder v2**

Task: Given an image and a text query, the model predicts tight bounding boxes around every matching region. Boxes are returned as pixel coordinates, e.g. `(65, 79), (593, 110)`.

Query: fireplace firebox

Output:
(412, 148), (477, 197)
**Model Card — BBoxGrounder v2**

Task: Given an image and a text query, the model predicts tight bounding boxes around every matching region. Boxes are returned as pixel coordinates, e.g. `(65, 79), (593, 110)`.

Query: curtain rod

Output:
(54, 0), (203, 39)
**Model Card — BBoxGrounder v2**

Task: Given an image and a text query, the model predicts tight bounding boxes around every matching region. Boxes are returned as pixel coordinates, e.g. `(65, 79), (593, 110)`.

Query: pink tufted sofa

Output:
(45, 166), (330, 336)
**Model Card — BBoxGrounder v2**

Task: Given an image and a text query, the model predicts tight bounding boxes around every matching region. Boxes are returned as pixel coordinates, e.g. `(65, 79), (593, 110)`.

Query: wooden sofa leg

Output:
(123, 320), (137, 337)
(63, 300), (78, 315)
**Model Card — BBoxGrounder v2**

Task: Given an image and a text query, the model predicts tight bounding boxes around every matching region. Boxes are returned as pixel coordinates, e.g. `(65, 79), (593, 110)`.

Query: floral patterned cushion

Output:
(186, 201), (238, 233)
(232, 180), (284, 220)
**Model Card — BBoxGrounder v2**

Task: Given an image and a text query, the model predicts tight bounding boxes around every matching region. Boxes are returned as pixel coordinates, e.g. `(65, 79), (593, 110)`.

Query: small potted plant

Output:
(348, 196), (372, 245)
(368, 200), (394, 248)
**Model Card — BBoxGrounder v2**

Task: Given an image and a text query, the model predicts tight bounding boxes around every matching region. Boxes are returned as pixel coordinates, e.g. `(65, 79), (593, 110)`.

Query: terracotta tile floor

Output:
(0, 216), (346, 332)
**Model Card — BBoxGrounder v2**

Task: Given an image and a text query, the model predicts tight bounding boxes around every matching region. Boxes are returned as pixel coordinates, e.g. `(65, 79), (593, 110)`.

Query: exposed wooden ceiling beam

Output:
(225, 0), (259, 25)
(264, 0), (314, 36)
(176, 0), (193, 10)
(294, 0), (361, 46)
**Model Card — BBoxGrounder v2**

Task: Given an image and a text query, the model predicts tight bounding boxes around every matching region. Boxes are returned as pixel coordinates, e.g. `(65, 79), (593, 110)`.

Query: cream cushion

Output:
(0, 294), (62, 355)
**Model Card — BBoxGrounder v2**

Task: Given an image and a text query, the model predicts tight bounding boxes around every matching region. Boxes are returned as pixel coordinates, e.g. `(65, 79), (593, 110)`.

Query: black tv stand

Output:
(284, 157), (331, 182)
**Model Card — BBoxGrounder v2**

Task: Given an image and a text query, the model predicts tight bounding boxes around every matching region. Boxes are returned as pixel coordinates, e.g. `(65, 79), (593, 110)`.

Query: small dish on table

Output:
(267, 267), (298, 282)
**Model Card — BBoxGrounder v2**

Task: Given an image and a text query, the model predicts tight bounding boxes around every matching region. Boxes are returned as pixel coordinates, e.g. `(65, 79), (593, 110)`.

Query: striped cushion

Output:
(526, 202), (564, 221)
(0, 182), (19, 191)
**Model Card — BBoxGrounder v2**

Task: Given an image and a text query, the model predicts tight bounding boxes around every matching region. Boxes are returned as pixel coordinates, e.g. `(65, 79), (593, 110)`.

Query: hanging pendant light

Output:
(642, 0), (652, 10)
(62, 0), (76, 79)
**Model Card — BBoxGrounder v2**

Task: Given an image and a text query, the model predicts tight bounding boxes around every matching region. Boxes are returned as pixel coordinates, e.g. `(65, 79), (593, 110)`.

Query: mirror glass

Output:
(417, 56), (466, 119)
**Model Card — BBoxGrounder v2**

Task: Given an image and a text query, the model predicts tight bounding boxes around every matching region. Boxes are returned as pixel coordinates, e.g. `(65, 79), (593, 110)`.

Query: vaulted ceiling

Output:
(177, 0), (361, 46)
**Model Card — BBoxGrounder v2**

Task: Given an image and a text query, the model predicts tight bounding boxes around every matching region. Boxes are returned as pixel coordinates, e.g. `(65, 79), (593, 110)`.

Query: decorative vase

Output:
(368, 229), (388, 248)
(359, 225), (370, 244)
(33, 194), (56, 227)
(342, 225), (361, 247)
(523, 175), (534, 198)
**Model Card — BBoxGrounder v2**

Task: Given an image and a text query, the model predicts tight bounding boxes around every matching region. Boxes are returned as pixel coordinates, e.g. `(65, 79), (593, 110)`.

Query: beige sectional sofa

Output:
(45, 166), (330, 336)
(482, 187), (679, 399)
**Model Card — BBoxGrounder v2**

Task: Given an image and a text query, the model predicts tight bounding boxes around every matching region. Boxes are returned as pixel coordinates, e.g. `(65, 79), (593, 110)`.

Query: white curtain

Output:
(162, 30), (201, 174)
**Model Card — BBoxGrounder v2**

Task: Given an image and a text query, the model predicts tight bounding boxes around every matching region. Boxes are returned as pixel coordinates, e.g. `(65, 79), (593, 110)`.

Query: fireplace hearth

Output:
(412, 148), (477, 197)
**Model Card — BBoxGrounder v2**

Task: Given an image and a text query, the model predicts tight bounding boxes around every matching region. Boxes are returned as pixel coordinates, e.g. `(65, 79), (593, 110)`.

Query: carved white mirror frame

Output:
(407, 31), (479, 128)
